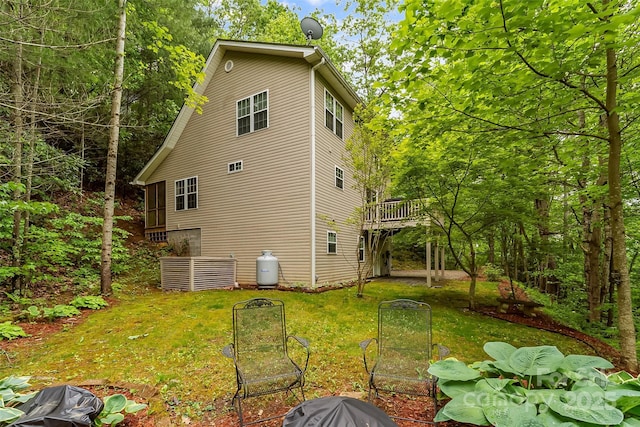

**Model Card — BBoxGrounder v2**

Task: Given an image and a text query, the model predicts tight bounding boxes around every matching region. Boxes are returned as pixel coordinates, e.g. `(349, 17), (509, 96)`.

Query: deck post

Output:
(426, 239), (432, 287)
(434, 240), (440, 282)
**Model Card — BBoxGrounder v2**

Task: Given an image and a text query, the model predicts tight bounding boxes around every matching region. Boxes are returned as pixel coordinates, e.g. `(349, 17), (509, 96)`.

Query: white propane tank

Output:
(256, 250), (278, 288)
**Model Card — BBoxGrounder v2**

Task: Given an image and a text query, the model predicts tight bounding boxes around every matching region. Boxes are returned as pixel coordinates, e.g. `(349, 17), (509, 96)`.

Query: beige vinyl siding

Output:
(313, 75), (360, 285)
(148, 52), (312, 284)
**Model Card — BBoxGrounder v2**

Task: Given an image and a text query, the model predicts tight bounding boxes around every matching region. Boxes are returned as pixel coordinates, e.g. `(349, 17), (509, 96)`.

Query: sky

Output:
(280, 0), (353, 21)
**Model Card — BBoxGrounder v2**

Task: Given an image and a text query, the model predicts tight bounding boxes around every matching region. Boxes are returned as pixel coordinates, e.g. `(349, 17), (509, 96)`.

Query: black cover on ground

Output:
(8, 385), (104, 427)
(282, 396), (398, 427)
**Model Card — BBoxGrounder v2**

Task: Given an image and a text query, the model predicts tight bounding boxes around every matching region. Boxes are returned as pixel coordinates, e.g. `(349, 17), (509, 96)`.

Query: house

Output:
(133, 39), (365, 287)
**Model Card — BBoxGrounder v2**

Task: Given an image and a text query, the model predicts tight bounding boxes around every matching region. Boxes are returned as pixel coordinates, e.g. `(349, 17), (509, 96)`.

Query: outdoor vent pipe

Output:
(310, 55), (325, 289)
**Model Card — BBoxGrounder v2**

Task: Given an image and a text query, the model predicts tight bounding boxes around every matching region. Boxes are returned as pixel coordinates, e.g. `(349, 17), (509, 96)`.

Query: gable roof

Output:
(132, 39), (362, 186)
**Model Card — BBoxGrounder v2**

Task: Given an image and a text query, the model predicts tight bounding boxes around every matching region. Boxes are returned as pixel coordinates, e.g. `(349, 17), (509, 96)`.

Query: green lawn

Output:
(0, 278), (597, 421)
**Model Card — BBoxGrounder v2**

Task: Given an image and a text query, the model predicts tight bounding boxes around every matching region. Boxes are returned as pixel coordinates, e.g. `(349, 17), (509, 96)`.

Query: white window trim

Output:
(327, 230), (337, 254)
(175, 176), (198, 211)
(228, 160), (243, 174)
(335, 166), (344, 190)
(358, 236), (365, 262)
(237, 89), (269, 136)
(324, 89), (344, 139)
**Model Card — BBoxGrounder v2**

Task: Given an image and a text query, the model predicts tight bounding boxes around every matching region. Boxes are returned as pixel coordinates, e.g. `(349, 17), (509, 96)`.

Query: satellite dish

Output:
(300, 17), (323, 43)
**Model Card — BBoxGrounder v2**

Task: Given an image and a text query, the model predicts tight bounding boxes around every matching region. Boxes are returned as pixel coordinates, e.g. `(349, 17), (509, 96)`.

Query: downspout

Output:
(310, 56), (325, 288)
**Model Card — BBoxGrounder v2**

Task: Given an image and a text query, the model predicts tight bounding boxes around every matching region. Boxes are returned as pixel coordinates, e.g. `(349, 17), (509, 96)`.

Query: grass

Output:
(0, 278), (597, 422)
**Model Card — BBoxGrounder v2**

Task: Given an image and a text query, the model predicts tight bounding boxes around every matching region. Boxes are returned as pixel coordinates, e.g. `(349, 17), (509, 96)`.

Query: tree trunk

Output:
(580, 151), (606, 323)
(602, 204), (614, 327)
(605, 42), (637, 371)
(10, 2), (25, 292)
(21, 28), (45, 288)
(100, 0), (127, 295)
(468, 237), (477, 309)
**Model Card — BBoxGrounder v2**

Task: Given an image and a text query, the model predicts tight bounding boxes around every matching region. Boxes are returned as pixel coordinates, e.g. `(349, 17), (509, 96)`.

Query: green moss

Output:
(0, 279), (597, 422)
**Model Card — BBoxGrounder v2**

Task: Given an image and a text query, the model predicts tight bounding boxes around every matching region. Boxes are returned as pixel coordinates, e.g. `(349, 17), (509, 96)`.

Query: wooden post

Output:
(434, 240), (440, 282)
(426, 240), (432, 287)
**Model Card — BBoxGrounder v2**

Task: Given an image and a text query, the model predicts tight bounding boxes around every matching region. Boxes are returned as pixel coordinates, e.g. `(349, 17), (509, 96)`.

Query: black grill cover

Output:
(8, 385), (104, 427)
(282, 396), (398, 427)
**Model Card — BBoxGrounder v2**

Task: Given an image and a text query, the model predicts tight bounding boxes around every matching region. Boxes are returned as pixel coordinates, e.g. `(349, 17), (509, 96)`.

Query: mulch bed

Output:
(475, 280), (624, 368)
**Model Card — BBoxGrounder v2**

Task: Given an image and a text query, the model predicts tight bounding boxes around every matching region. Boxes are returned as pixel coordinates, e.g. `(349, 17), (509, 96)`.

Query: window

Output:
(325, 90), (344, 139)
(175, 176), (198, 211)
(358, 236), (365, 262)
(228, 160), (243, 173)
(335, 166), (344, 190)
(327, 231), (337, 254)
(237, 90), (268, 135)
(145, 181), (166, 228)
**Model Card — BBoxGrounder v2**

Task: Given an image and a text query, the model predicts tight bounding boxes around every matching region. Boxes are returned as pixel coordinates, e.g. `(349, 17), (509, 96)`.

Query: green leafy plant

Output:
(0, 376), (37, 424)
(42, 305), (81, 321)
(70, 296), (109, 310)
(0, 322), (28, 340)
(19, 306), (41, 322)
(482, 264), (503, 282)
(94, 394), (147, 426)
(429, 341), (640, 426)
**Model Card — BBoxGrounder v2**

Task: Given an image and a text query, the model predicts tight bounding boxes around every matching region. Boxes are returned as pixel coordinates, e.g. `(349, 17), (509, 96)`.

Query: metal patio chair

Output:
(360, 299), (449, 425)
(222, 297), (310, 427)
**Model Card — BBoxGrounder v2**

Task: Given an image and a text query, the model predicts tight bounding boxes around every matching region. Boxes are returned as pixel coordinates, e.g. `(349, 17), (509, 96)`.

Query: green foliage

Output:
(0, 376), (36, 424)
(19, 306), (41, 322)
(429, 342), (640, 426)
(482, 264), (503, 282)
(94, 394), (147, 427)
(42, 305), (81, 322)
(70, 296), (109, 310)
(0, 322), (29, 340)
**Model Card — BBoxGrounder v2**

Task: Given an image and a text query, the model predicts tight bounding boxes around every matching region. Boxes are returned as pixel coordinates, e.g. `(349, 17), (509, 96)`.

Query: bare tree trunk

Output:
(10, 2), (25, 292)
(580, 152), (607, 323)
(605, 42), (637, 371)
(602, 204), (614, 327)
(100, 0), (127, 295)
(21, 29), (45, 288)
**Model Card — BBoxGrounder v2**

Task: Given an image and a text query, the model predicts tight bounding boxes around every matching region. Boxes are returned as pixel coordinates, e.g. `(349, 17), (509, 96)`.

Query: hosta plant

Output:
(0, 376), (37, 424)
(94, 393), (147, 426)
(429, 341), (640, 426)
(70, 295), (108, 310)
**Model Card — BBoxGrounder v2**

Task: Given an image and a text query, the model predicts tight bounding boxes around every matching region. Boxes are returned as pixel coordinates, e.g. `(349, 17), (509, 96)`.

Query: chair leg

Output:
(235, 395), (244, 427)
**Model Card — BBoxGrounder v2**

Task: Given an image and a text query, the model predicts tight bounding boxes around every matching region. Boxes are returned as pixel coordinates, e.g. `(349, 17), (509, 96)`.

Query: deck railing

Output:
(364, 199), (424, 225)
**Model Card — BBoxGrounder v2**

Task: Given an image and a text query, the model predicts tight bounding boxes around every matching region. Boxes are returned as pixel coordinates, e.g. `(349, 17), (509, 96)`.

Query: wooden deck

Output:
(364, 199), (428, 230)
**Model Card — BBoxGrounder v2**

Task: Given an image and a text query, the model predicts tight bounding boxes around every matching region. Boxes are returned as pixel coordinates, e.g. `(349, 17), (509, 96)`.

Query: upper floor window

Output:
(175, 176), (198, 211)
(335, 166), (344, 190)
(237, 90), (268, 136)
(327, 231), (337, 254)
(228, 160), (243, 173)
(325, 90), (343, 139)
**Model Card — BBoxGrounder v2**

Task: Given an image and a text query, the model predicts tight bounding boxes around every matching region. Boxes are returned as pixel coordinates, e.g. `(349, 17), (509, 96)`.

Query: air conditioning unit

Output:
(160, 257), (237, 291)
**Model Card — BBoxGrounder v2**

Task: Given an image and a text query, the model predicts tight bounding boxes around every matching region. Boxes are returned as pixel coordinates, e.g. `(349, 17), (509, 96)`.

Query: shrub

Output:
(429, 341), (640, 426)
(482, 263), (503, 282)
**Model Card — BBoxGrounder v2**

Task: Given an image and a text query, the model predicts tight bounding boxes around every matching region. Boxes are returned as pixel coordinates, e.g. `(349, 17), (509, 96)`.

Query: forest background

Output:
(1, 0), (639, 372)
